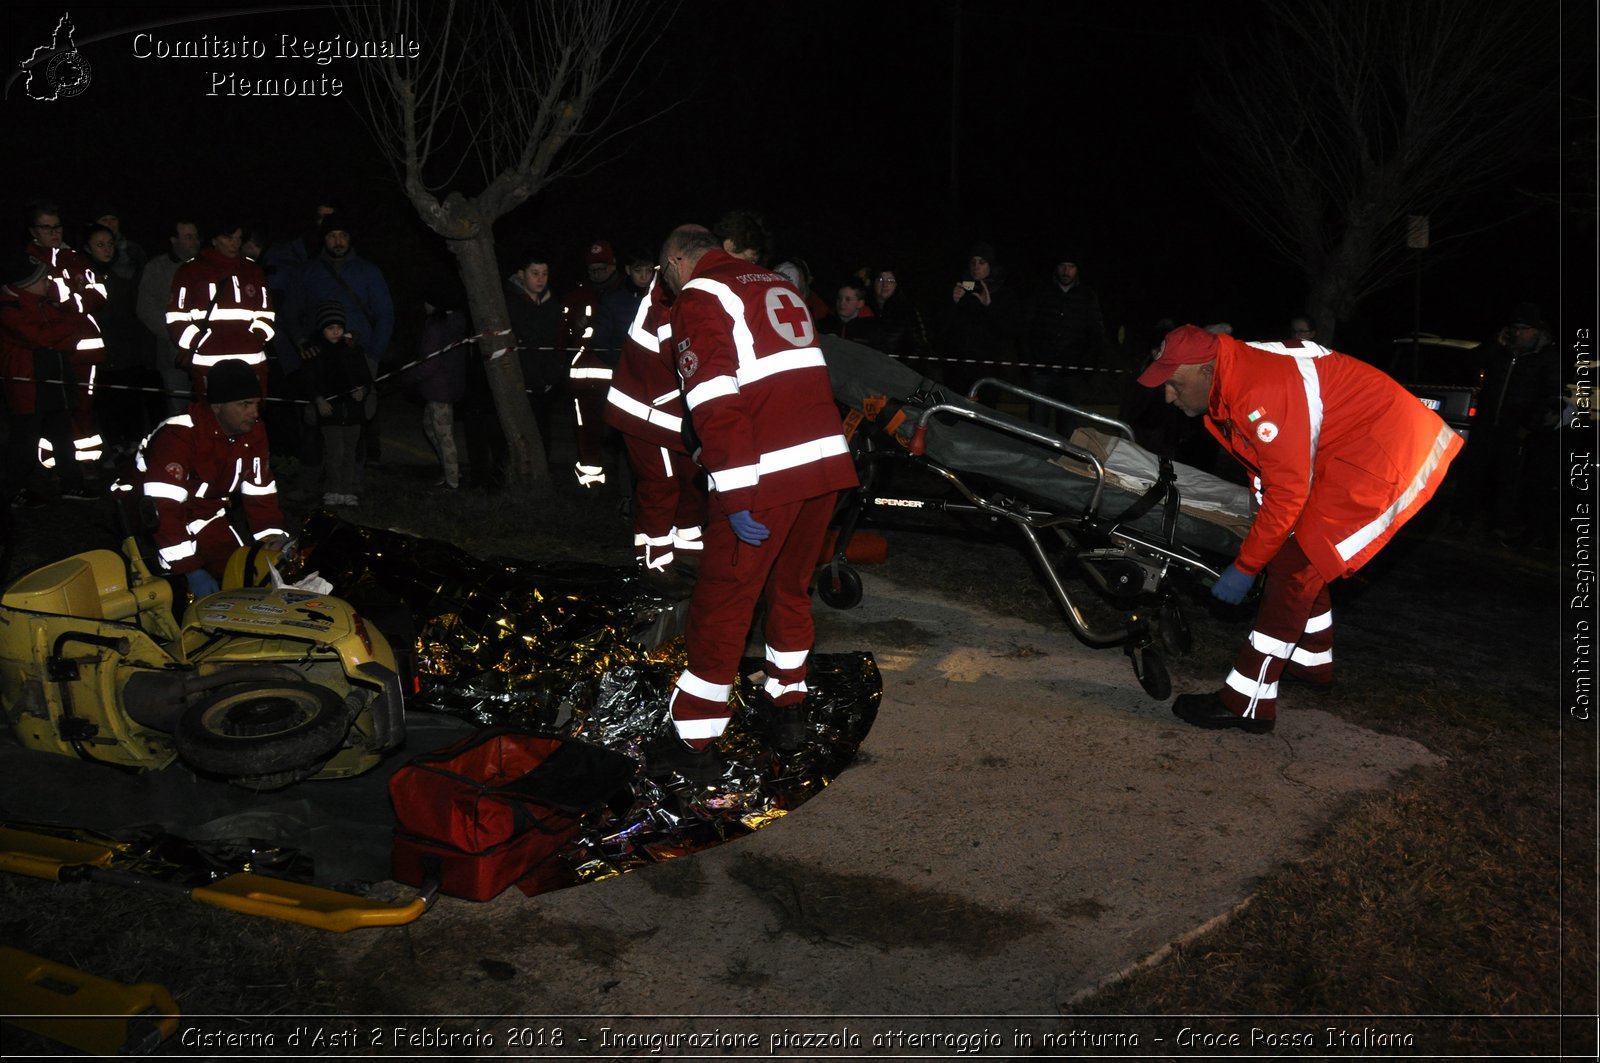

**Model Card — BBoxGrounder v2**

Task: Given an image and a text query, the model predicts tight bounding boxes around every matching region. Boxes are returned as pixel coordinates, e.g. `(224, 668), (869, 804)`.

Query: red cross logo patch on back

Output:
(765, 289), (815, 346)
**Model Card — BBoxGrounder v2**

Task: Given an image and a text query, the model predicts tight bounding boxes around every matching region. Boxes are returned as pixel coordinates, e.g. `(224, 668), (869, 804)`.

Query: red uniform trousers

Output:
(669, 491), (838, 749)
(621, 432), (705, 571)
(1217, 536), (1335, 723)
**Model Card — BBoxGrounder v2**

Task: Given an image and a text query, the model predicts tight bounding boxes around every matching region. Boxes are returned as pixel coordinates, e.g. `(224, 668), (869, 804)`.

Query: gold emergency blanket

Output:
(285, 513), (882, 895)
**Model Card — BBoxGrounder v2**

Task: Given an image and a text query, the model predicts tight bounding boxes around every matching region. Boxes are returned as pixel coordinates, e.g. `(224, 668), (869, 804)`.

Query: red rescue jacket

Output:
(1205, 334), (1462, 582)
(604, 277), (686, 453)
(134, 401), (287, 577)
(669, 248), (857, 514)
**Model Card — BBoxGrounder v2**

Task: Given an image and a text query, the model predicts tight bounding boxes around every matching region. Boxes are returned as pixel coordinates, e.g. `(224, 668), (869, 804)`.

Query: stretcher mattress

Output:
(821, 336), (1252, 561)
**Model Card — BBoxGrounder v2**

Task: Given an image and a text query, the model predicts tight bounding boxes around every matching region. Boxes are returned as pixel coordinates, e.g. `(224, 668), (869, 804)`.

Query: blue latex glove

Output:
(187, 568), (221, 600)
(728, 509), (770, 546)
(1211, 564), (1253, 605)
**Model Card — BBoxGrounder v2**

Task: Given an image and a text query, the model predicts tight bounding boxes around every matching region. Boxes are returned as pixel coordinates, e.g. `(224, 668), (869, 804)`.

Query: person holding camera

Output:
(936, 241), (1021, 394)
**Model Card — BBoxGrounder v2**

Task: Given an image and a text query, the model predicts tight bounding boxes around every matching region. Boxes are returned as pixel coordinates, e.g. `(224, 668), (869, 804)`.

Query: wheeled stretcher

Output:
(818, 337), (1256, 699)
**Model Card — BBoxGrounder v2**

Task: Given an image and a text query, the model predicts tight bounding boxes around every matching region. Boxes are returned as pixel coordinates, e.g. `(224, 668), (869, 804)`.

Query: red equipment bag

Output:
(388, 728), (637, 901)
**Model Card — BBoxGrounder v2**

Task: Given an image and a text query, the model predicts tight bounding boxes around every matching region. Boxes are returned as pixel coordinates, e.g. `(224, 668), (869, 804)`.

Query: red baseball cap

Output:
(584, 240), (615, 266)
(1137, 324), (1219, 387)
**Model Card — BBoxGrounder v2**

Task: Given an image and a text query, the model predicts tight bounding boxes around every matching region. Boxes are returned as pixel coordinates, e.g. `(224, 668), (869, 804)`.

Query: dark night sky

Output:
(3, 1), (1584, 356)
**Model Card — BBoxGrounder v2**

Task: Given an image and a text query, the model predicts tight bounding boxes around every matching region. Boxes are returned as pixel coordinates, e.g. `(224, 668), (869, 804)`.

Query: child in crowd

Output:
(300, 301), (373, 507)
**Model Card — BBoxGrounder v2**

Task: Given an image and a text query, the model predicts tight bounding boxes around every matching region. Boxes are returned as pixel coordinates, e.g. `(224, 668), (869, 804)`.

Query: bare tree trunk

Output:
(447, 232), (547, 490)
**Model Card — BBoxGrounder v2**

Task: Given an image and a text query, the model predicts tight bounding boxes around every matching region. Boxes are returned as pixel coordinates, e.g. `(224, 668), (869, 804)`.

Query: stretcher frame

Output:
(821, 354), (1248, 700)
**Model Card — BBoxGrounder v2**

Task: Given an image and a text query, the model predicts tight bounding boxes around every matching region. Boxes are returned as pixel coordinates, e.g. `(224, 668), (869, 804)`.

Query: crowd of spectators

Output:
(1, 197), (1560, 557)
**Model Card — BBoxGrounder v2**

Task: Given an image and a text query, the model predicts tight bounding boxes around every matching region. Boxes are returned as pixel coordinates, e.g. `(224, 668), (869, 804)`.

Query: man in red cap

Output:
(1141, 324), (1462, 732)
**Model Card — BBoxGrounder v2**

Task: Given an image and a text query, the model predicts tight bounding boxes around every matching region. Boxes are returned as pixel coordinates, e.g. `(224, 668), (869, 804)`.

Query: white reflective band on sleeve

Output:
(765, 645), (810, 671)
(158, 540), (197, 564)
(239, 481), (276, 496)
(710, 462), (759, 493)
(77, 336), (105, 352)
(166, 308), (192, 324)
(1247, 629), (1295, 658)
(685, 373), (738, 410)
(185, 512), (226, 535)
(1289, 647), (1334, 667)
(196, 482), (209, 498)
(675, 670), (733, 702)
(143, 481), (189, 502)
(608, 390), (652, 421)
(672, 526), (703, 550)
(74, 434), (103, 448)
(1335, 424), (1458, 562)
(254, 527), (287, 541)
(641, 532), (672, 547)
(254, 320), (276, 342)
(569, 366), (613, 380)
(628, 282), (661, 350)
(758, 433), (849, 475)
(1303, 609), (1333, 634)
(75, 449), (102, 462)
(737, 347), (825, 386)
(177, 324), (202, 348)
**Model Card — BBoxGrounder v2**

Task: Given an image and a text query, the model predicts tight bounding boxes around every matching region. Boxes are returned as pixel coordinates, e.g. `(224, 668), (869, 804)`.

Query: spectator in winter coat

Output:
(286, 213), (394, 465)
(1023, 256), (1109, 418)
(868, 267), (930, 360)
(505, 247), (563, 465)
(406, 298), (471, 490)
(136, 216), (201, 415)
(299, 302), (374, 507)
(936, 241), (1021, 394)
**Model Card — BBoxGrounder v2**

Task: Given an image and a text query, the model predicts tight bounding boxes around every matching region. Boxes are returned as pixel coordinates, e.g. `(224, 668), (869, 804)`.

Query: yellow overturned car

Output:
(0, 539), (405, 789)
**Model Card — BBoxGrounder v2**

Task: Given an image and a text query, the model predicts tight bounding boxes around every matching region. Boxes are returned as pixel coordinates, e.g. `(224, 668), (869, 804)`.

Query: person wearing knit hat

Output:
(1147, 324), (1462, 735)
(315, 300), (345, 332)
(300, 298), (374, 508)
(1023, 252), (1109, 419)
(128, 356), (287, 598)
(3, 249), (48, 292)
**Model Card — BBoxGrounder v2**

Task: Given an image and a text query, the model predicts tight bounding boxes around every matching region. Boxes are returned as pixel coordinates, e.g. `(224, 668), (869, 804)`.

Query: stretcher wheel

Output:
(1128, 644), (1171, 700)
(1158, 598), (1192, 655)
(176, 682), (355, 778)
(816, 562), (863, 609)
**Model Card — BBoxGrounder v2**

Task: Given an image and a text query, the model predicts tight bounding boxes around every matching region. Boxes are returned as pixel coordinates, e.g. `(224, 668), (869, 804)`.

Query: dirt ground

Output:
(0, 399), (1584, 1058)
